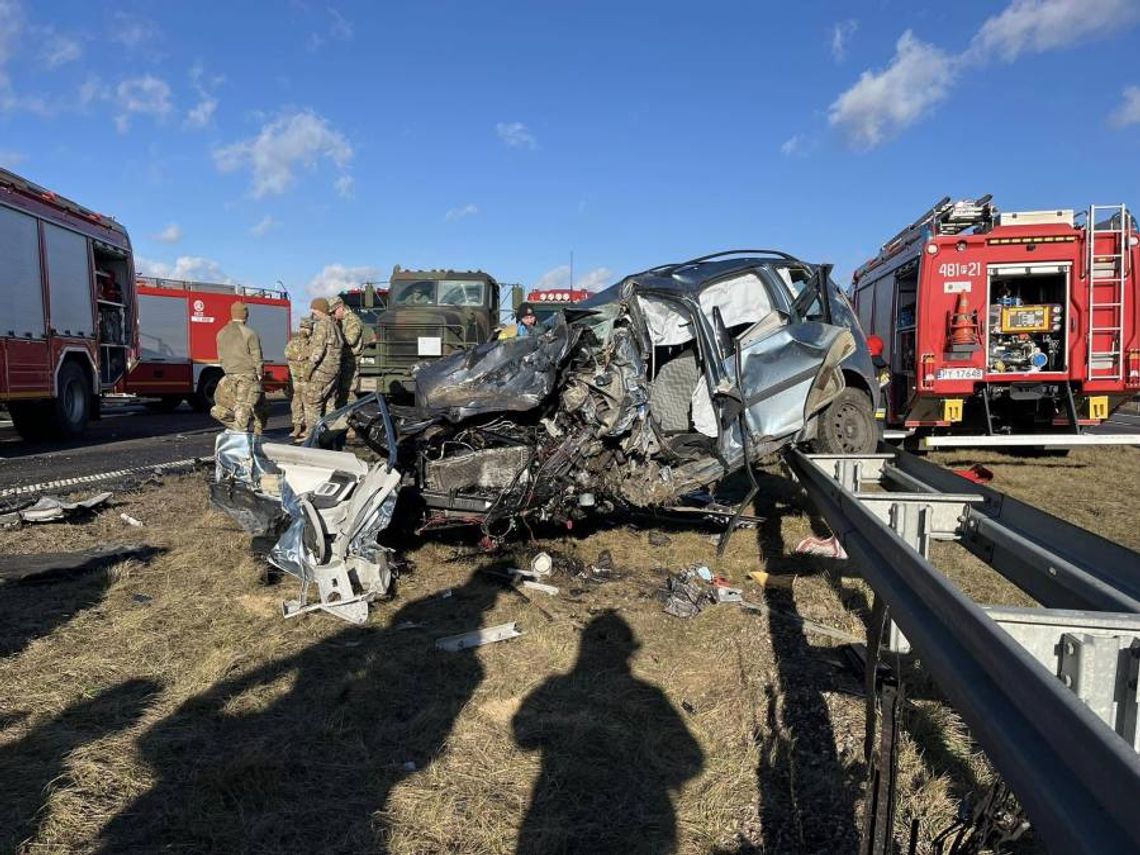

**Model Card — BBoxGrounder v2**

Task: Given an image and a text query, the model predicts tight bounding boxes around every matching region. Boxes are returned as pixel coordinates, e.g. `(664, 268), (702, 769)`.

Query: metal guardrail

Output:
(787, 446), (1140, 854)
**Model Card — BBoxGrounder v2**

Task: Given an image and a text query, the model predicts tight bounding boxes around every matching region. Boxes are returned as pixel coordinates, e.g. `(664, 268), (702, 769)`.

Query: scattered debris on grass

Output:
(0, 492), (112, 527)
(436, 621), (524, 652)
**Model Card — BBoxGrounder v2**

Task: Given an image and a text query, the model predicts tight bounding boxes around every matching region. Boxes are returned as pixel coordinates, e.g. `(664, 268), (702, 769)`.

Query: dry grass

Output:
(0, 445), (1136, 853)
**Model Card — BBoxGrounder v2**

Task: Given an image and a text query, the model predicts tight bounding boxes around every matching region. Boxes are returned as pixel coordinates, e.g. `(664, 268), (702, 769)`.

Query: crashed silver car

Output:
(211, 251), (879, 622)
(393, 251), (879, 532)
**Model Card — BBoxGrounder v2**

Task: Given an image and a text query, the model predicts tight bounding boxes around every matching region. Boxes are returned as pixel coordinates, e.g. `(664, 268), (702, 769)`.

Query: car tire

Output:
(49, 361), (91, 437)
(815, 388), (877, 454)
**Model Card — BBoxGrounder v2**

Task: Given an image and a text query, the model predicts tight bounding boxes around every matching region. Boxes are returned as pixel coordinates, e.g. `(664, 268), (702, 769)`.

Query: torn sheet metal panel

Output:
(414, 314), (577, 421)
(0, 492), (112, 527)
(435, 622), (523, 652)
(209, 431), (402, 625)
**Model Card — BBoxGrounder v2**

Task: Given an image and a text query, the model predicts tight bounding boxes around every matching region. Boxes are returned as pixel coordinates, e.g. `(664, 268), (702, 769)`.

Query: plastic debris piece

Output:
(530, 552), (553, 576)
(954, 464), (994, 484)
(695, 565), (713, 582)
(0, 491), (113, 526)
(793, 535), (848, 560)
(520, 579), (559, 596)
(749, 570), (769, 586)
(120, 513), (144, 527)
(713, 586), (743, 604)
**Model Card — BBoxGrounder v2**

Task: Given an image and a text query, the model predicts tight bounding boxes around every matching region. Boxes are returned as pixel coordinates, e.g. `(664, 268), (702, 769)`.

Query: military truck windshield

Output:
(391, 279), (486, 307)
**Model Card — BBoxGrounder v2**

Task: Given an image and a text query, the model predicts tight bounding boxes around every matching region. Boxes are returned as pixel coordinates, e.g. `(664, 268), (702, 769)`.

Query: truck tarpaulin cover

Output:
(414, 314), (578, 421)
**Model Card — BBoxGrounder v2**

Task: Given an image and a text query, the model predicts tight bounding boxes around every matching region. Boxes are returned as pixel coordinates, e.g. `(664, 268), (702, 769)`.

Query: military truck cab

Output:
(359, 267), (501, 396)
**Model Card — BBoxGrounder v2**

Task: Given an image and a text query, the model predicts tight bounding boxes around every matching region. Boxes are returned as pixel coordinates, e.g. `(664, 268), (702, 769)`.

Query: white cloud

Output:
(153, 223), (182, 243)
(114, 75), (172, 132)
(184, 63), (222, 129)
(136, 255), (234, 284)
(306, 263), (381, 298)
(828, 30), (957, 149)
(308, 7), (354, 51)
(334, 173), (354, 198)
(780, 134), (804, 156)
(41, 32), (81, 68)
(185, 97), (217, 128)
(831, 0), (1140, 149)
(496, 121), (537, 149)
(250, 214), (278, 238)
(969, 0), (1139, 63)
(0, 148), (24, 167)
(445, 202), (479, 221)
(831, 19), (857, 62)
(215, 110), (353, 198)
(533, 264), (612, 292)
(110, 12), (160, 50)
(1110, 85), (1140, 127)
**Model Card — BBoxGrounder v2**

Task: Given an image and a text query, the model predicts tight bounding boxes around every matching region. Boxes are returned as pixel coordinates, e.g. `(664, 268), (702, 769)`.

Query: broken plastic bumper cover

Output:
(209, 428), (402, 625)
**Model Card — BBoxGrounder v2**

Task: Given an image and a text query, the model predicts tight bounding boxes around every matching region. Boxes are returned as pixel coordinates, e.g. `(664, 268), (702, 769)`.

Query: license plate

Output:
(417, 336), (442, 357)
(936, 367), (983, 380)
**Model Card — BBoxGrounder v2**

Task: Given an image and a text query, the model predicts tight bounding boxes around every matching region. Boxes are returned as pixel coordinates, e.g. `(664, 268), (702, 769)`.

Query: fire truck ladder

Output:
(1086, 204), (1130, 382)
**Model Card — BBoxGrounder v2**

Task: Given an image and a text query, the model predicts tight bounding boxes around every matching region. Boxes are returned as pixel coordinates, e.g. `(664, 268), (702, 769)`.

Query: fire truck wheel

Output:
(7, 401), (51, 440)
(815, 388), (877, 455)
(191, 371), (222, 412)
(50, 362), (91, 437)
(145, 396), (184, 413)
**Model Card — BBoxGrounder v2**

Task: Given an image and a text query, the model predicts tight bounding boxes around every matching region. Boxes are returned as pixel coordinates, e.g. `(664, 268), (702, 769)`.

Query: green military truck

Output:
(357, 266), (514, 396)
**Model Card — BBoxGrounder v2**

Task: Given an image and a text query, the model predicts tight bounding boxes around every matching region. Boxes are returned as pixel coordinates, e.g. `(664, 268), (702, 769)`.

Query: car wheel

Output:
(815, 388), (877, 454)
(50, 361), (91, 437)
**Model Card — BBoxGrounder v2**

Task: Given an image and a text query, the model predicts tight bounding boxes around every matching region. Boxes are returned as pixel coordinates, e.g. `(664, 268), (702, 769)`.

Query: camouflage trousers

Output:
(289, 371), (307, 430)
(302, 368), (340, 437)
(210, 374), (267, 434)
(335, 354), (360, 409)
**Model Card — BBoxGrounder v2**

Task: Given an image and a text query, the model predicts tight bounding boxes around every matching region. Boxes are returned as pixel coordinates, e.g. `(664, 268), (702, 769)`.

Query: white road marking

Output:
(0, 456), (210, 498)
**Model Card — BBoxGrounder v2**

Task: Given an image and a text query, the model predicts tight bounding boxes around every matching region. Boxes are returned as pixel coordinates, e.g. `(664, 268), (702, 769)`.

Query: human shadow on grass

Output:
(0, 678), (158, 854)
(730, 468), (864, 855)
(512, 611), (703, 855)
(0, 547), (163, 659)
(96, 569), (504, 854)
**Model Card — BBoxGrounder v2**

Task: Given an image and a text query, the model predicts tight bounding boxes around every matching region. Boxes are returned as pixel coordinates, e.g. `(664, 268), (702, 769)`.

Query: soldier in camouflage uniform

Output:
(332, 296), (365, 408)
(302, 297), (343, 440)
(212, 302), (269, 434)
(284, 317), (313, 439)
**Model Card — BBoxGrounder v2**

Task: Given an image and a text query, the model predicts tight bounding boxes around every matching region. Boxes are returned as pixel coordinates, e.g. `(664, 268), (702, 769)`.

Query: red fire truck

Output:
(122, 277), (291, 411)
(852, 196), (1139, 443)
(526, 287), (592, 322)
(0, 167), (136, 438)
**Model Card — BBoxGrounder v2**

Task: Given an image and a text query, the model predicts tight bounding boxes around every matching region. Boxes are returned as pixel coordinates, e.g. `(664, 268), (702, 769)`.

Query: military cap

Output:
(310, 297), (330, 313)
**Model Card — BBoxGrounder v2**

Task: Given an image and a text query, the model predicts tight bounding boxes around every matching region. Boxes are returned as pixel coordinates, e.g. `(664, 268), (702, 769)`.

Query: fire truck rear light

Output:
(921, 353), (936, 390)
(1128, 350), (1140, 388)
(1130, 235), (1139, 248)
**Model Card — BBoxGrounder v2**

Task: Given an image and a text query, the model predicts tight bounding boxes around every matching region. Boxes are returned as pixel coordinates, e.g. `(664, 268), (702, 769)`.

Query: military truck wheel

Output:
(8, 401), (51, 440)
(49, 362), (92, 437)
(191, 371), (222, 412)
(814, 388), (877, 454)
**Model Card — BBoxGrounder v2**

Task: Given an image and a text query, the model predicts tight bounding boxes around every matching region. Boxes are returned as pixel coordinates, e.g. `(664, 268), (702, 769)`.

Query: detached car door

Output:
(700, 268), (854, 458)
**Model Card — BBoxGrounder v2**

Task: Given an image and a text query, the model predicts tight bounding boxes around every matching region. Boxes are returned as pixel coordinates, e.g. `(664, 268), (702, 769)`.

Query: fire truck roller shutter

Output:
(138, 294), (190, 361)
(43, 223), (94, 339)
(0, 205), (46, 339)
(246, 302), (289, 364)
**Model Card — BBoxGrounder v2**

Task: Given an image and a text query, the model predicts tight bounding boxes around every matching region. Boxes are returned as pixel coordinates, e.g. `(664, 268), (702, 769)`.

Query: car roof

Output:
(576, 252), (814, 310)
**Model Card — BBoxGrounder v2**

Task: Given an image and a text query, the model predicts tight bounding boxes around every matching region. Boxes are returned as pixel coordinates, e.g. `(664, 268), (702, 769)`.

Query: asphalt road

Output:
(0, 397), (1136, 494)
(0, 399), (295, 491)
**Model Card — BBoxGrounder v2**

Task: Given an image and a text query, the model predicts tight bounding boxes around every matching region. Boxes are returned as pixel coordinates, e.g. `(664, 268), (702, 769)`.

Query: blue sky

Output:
(1, 0), (1138, 318)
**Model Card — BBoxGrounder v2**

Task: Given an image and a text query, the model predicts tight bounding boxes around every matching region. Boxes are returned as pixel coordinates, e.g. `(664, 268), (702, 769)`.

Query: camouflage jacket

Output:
(307, 314), (343, 379)
(339, 309), (365, 356)
(284, 333), (311, 377)
(216, 321), (263, 378)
